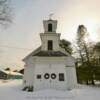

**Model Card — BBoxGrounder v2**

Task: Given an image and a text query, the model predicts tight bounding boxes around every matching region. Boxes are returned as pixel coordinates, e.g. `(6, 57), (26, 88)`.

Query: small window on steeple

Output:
(48, 23), (52, 32)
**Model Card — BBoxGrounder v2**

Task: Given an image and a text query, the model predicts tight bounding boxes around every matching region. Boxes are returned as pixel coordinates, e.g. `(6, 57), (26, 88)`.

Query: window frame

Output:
(36, 74), (42, 79)
(48, 40), (53, 50)
(59, 73), (65, 81)
(48, 23), (53, 32)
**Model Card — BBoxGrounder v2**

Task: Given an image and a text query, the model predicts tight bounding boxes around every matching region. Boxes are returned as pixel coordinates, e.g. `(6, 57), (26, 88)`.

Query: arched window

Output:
(48, 23), (52, 32)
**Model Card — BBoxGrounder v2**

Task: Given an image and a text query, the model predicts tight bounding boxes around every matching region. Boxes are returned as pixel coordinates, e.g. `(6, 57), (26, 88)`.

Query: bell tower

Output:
(43, 19), (57, 33)
(40, 18), (60, 51)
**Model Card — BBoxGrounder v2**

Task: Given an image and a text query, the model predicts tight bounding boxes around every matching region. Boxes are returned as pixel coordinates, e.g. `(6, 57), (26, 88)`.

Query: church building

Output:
(22, 18), (77, 92)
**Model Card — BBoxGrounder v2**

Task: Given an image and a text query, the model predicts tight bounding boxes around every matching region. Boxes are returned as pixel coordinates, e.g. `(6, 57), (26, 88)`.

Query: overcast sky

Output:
(0, 0), (100, 70)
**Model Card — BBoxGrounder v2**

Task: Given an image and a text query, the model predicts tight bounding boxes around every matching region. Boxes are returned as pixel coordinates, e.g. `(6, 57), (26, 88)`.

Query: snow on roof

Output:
(0, 69), (22, 76)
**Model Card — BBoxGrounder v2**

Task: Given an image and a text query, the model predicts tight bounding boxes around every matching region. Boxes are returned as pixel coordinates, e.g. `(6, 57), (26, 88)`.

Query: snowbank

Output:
(0, 80), (100, 100)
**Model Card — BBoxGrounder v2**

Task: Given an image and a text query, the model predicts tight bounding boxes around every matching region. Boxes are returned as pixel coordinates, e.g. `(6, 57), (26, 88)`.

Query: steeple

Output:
(40, 18), (60, 51)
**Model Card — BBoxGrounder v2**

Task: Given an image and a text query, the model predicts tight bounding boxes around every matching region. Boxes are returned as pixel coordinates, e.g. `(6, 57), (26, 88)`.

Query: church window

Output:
(48, 40), (53, 50)
(37, 74), (41, 79)
(44, 73), (50, 79)
(48, 23), (52, 32)
(51, 73), (56, 79)
(59, 73), (64, 81)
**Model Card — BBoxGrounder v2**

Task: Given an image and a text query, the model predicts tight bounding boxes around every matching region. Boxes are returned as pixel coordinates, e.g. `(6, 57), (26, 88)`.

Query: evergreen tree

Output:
(60, 39), (72, 54)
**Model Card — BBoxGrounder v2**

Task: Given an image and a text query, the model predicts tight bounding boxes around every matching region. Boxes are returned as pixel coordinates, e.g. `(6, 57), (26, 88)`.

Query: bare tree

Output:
(76, 25), (100, 85)
(76, 25), (90, 64)
(94, 42), (100, 66)
(0, 0), (12, 27)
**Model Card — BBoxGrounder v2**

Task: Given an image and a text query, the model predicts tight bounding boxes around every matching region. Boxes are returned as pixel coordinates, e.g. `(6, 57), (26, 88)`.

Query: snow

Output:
(0, 69), (22, 75)
(0, 80), (100, 100)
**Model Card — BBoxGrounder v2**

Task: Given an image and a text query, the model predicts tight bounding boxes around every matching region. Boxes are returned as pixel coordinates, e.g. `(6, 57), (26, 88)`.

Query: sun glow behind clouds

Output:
(58, 18), (99, 42)
(82, 18), (98, 41)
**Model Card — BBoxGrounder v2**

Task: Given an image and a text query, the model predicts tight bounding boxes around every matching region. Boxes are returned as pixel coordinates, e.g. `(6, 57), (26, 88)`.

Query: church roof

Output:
(33, 51), (67, 57)
(23, 46), (41, 61)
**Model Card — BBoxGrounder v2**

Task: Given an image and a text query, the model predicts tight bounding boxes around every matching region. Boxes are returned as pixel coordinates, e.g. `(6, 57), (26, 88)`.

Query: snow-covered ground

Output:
(0, 80), (100, 100)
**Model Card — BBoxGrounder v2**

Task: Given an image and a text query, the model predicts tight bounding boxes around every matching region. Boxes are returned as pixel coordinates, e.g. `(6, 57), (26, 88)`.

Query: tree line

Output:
(76, 25), (100, 85)
(60, 25), (100, 85)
